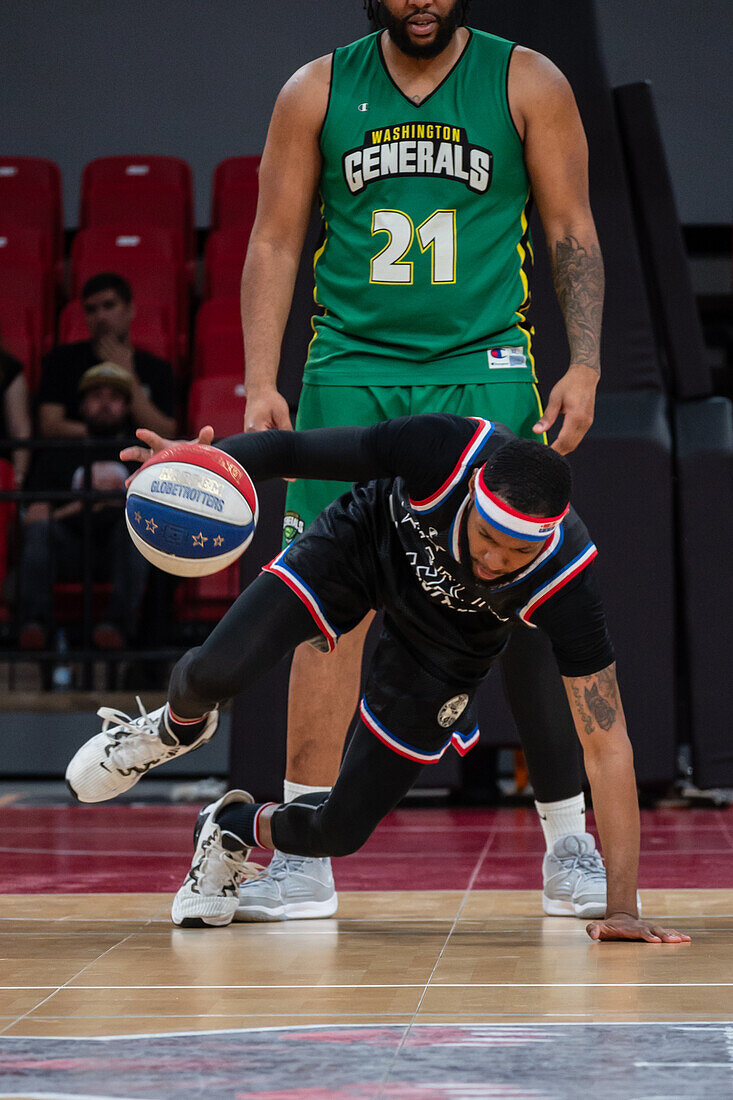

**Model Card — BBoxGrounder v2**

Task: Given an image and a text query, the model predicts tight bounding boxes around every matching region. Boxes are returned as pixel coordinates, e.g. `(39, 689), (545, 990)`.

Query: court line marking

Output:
(0, 1094), (143, 1100)
(0, 908), (166, 1037)
(388, 827), (499, 1077)
(635, 1061), (733, 1068)
(0, 935), (137, 1038)
(0, 910), (726, 919)
(0, 1093), (142, 1100)
(2, 981), (726, 990)
(2, 1020), (732, 1042)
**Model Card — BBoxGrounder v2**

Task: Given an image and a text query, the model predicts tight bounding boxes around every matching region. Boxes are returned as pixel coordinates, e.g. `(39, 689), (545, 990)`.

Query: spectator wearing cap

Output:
(18, 362), (150, 651)
(37, 272), (176, 439)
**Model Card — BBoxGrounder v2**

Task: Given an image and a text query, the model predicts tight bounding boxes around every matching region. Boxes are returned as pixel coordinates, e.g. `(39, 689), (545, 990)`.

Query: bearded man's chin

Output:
(381, 3), (463, 60)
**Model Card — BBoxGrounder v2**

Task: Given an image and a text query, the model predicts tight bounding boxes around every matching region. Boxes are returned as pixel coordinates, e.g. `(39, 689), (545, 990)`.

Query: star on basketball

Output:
(145, 517), (157, 533)
(192, 532), (208, 548)
(134, 511), (141, 523)
(213, 535), (224, 547)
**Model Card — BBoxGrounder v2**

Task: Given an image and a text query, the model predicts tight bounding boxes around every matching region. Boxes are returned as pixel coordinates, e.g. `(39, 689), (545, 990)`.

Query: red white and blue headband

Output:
(474, 465), (569, 542)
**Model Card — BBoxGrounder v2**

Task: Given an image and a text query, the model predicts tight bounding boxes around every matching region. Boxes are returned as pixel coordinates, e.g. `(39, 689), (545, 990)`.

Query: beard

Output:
(84, 412), (129, 438)
(379, 2), (463, 59)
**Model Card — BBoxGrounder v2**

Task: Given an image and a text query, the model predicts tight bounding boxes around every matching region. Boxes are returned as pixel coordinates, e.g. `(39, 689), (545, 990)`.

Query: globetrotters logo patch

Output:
(283, 511), (305, 545)
(437, 693), (469, 728)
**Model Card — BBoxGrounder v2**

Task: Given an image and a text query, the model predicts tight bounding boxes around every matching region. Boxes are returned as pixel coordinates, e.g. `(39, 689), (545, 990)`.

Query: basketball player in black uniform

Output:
(66, 416), (689, 944)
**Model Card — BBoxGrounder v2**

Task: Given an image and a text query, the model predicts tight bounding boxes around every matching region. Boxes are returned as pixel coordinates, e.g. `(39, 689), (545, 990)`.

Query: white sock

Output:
(535, 793), (586, 851)
(283, 779), (332, 803)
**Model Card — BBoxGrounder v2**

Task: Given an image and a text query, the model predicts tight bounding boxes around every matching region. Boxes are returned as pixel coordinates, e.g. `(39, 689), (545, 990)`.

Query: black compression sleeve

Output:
(531, 565), (615, 678)
(217, 425), (389, 483)
(216, 414), (475, 499)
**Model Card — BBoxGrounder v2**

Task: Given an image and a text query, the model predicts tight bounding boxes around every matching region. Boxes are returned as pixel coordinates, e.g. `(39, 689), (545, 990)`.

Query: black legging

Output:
(499, 623), (582, 802)
(269, 723), (423, 857)
(168, 573), (316, 719)
(168, 572), (581, 857)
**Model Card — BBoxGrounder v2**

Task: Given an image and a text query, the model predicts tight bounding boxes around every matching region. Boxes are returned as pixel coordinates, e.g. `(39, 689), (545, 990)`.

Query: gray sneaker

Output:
(542, 832), (608, 918)
(234, 850), (338, 922)
(541, 833), (643, 919)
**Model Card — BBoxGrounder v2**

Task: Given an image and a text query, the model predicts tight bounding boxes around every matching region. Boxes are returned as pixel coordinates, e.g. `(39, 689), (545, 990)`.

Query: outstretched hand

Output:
(120, 425), (215, 487)
(586, 912), (691, 943)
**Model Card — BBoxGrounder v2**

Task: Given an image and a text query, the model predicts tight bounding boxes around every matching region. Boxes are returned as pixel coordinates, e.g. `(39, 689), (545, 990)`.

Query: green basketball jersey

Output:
(305, 29), (535, 387)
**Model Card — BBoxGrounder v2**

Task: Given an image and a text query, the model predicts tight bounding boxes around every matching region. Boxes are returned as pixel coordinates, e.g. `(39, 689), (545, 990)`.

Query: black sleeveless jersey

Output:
(220, 414), (613, 680)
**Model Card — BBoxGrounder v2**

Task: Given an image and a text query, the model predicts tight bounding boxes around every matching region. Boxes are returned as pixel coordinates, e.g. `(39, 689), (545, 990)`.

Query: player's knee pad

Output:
(170, 647), (227, 711)
(315, 806), (372, 858)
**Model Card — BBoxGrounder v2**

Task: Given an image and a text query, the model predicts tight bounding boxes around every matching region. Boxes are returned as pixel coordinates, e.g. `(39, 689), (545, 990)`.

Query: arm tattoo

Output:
(570, 663), (619, 735)
(550, 235), (605, 375)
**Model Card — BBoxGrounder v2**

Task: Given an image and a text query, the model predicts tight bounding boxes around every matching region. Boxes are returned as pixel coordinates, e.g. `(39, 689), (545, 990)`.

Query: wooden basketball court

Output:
(2, 803), (732, 1097)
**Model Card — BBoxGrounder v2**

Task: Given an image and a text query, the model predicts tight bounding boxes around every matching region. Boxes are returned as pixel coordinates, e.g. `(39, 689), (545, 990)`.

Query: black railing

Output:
(0, 436), (191, 689)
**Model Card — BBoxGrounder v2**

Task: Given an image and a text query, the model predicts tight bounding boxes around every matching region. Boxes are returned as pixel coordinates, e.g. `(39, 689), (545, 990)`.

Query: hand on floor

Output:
(586, 912), (691, 943)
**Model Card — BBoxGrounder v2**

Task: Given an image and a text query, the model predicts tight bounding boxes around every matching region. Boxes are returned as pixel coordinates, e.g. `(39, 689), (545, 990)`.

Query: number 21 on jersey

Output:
(370, 209), (457, 285)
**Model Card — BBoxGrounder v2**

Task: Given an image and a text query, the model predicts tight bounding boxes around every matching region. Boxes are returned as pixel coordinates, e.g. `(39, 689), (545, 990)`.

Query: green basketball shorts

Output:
(282, 380), (546, 546)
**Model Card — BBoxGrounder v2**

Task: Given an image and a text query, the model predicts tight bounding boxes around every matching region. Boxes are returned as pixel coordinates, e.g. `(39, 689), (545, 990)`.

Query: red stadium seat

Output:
(0, 259), (55, 358)
(188, 376), (246, 437)
(83, 183), (188, 237)
(0, 157), (63, 264)
(0, 227), (57, 374)
(204, 228), (252, 299)
(174, 563), (243, 624)
(193, 297), (240, 376)
(59, 300), (177, 368)
(72, 224), (191, 307)
(211, 156), (260, 230)
(53, 582), (113, 627)
(82, 154), (191, 197)
(81, 156), (193, 257)
(72, 226), (186, 270)
(0, 156), (61, 196)
(0, 304), (37, 387)
(0, 225), (55, 270)
(195, 327), (244, 380)
(195, 296), (240, 337)
(0, 186), (60, 272)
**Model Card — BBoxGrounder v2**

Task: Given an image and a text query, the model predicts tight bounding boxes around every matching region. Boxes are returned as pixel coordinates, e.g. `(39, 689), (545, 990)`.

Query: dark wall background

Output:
(2, 0), (730, 226)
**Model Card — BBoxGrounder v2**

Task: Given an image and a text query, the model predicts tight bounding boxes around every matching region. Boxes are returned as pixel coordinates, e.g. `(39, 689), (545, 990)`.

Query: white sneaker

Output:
(65, 698), (219, 803)
(172, 790), (258, 927)
(235, 851), (338, 922)
(542, 832), (642, 919)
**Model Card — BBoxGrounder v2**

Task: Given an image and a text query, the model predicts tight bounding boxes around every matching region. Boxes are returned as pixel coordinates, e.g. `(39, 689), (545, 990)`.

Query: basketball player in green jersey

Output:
(238, 0), (606, 921)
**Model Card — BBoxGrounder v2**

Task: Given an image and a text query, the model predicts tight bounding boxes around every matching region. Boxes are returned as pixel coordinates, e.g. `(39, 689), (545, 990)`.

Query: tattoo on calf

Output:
(551, 235), (604, 375)
(571, 664), (619, 735)
(584, 682), (616, 730)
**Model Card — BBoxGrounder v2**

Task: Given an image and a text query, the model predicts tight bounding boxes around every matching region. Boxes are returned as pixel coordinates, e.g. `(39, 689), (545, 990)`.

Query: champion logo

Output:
(358, 101), (369, 112)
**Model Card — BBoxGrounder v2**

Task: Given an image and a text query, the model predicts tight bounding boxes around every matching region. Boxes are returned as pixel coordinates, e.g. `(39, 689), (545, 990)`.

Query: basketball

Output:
(124, 443), (258, 577)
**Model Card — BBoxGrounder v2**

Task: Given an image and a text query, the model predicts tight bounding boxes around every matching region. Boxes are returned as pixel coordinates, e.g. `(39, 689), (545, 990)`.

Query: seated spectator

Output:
(19, 362), (150, 651)
(38, 272), (176, 439)
(0, 337), (32, 486)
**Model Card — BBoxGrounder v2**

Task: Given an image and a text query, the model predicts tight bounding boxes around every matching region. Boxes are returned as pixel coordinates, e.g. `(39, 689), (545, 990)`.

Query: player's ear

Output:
(468, 470), (477, 498)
